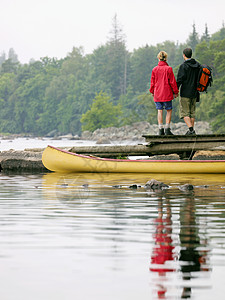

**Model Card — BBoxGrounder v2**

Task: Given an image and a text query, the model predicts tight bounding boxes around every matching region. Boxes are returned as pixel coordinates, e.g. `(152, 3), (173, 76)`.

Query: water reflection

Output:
(150, 194), (175, 299)
(179, 190), (210, 298)
(0, 172), (219, 299)
(42, 172), (225, 187)
(148, 186), (212, 299)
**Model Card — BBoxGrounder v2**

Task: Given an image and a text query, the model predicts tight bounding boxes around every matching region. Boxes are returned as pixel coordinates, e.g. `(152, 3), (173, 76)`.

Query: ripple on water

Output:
(0, 173), (225, 299)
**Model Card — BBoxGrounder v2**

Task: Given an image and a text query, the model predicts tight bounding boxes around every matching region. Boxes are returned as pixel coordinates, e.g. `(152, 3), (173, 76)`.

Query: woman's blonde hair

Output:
(157, 51), (168, 61)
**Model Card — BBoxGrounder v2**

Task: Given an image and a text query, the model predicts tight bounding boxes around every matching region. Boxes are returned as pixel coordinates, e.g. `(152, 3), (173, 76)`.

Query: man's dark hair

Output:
(183, 48), (192, 58)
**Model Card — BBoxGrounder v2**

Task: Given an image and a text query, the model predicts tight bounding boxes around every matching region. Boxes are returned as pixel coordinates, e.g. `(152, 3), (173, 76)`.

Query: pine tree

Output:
(108, 14), (126, 45)
(187, 23), (199, 51)
(8, 48), (19, 63)
(0, 52), (6, 66)
(106, 14), (128, 99)
(201, 23), (210, 44)
(211, 21), (225, 41)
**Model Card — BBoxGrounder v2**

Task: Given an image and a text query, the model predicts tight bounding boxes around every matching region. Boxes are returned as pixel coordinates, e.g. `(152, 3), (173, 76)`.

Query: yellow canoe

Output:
(42, 145), (225, 174)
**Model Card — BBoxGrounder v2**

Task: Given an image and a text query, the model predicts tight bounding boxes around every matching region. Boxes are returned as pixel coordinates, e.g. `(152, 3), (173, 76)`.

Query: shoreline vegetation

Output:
(0, 22), (225, 138)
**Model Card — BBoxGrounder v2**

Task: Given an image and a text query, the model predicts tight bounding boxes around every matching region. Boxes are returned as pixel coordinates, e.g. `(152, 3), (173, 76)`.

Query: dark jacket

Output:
(177, 58), (201, 98)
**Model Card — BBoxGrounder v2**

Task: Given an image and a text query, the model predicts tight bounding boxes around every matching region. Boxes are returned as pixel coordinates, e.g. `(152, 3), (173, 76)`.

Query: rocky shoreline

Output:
(81, 121), (213, 144)
(0, 121), (213, 143)
(0, 149), (46, 172)
(0, 121), (225, 173)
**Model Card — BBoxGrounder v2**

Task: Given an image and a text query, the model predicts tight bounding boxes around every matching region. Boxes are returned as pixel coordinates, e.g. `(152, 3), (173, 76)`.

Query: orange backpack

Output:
(197, 65), (213, 92)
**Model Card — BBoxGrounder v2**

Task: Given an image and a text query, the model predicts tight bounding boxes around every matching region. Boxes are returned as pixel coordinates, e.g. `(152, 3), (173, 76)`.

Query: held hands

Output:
(174, 93), (179, 98)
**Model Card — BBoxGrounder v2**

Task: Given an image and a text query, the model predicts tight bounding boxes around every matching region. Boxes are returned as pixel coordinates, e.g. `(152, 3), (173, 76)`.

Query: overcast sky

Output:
(1, 0), (224, 63)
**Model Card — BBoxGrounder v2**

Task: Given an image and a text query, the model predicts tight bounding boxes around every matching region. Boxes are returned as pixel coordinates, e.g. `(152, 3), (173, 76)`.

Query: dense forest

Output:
(0, 16), (225, 136)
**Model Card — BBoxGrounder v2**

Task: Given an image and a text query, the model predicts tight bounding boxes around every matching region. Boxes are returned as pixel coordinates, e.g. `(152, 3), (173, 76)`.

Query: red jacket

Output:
(150, 61), (178, 102)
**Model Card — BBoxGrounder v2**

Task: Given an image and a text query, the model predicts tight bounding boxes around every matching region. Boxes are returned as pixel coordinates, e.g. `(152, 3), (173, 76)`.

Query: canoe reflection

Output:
(42, 172), (225, 189)
(42, 172), (224, 208)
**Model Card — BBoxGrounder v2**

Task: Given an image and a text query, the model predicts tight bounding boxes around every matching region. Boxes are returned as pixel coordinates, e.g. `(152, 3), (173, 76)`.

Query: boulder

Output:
(46, 129), (58, 137)
(0, 150), (47, 172)
(96, 138), (111, 145)
(144, 179), (169, 190)
(193, 150), (225, 160)
(178, 184), (194, 191)
(148, 154), (180, 160)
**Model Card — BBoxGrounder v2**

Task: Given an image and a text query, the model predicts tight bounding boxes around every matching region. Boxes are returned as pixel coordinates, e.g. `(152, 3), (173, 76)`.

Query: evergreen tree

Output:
(209, 91), (225, 133)
(211, 22), (225, 41)
(130, 45), (158, 93)
(8, 48), (19, 63)
(0, 21), (225, 136)
(0, 52), (6, 66)
(1, 59), (19, 74)
(105, 14), (129, 100)
(187, 23), (199, 51)
(201, 23), (210, 44)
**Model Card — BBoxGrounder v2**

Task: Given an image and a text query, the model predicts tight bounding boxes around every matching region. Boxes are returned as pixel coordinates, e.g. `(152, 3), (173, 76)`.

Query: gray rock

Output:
(193, 150), (225, 160)
(178, 184), (194, 191)
(79, 121), (213, 142)
(46, 129), (58, 137)
(148, 154), (180, 160)
(128, 184), (138, 189)
(144, 179), (169, 190)
(81, 131), (92, 139)
(58, 133), (80, 140)
(96, 138), (111, 145)
(0, 150), (47, 172)
(1, 158), (46, 172)
(112, 185), (122, 189)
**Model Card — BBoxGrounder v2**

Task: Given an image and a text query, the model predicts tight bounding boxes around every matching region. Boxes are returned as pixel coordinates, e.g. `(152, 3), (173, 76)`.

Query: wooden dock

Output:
(143, 134), (225, 159)
(69, 134), (225, 160)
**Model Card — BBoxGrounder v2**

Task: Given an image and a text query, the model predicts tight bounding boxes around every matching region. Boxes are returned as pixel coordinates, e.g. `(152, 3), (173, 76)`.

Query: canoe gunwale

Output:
(47, 145), (225, 163)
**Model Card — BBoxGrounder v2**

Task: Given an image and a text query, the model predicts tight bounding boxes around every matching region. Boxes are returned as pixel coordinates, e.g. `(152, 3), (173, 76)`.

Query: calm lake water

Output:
(0, 139), (225, 299)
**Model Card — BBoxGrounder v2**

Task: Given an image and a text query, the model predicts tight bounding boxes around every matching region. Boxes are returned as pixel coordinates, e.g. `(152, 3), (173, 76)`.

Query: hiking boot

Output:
(165, 128), (174, 135)
(185, 129), (196, 135)
(159, 128), (165, 136)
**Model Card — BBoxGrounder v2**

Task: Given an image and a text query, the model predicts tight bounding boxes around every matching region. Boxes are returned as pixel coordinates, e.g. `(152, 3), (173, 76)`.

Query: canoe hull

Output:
(42, 146), (225, 174)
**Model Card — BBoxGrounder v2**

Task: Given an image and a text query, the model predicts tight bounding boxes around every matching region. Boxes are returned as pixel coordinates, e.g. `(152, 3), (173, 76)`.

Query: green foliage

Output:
(208, 91), (225, 133)
(130, 45), (158, 93)
(195, 37), (225, 133)
(201, 24), (210, 44)
(0, 24), (225, 136)
(81, 91), (122, 132)
(186, 23), (199, 51)
(211, 25), (225, 41)
(136, 93), (157, 124)
(1, 59), (19, 74)
(196, 93), (212, 121)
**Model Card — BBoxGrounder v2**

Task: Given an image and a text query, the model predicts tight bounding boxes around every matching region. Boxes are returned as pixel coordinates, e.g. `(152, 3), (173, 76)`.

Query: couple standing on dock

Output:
(150, 48), (201, 136)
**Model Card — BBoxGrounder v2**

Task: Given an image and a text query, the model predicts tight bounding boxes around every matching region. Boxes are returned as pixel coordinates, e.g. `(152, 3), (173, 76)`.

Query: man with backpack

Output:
(177, 48), (201, 135)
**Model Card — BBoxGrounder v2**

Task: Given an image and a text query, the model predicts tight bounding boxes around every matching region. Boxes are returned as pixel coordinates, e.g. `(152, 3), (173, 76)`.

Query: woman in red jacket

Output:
(150, 51), (179, 135)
